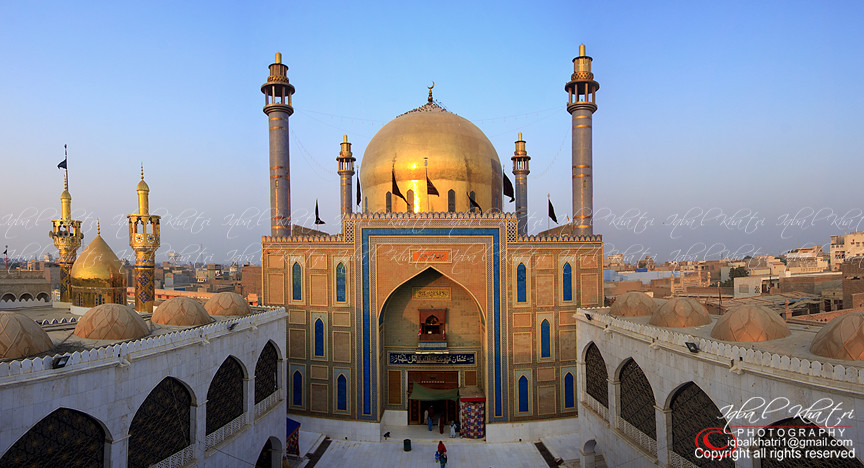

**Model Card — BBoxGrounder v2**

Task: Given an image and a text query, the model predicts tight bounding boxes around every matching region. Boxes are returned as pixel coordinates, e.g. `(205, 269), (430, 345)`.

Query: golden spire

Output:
(579, 43), (586, 57)
(427, 82), (435, 103)
(97, 219), (101, 236)
(136, 164), (150, 215)
(275, 52), (282, 64)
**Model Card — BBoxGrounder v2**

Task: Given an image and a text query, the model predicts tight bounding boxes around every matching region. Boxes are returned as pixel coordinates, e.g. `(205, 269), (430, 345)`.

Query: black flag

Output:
(503, 172), (515, 203)
(426, 175), (439, 196)
(356, 176), (362, 206)
(2, 246), (6, 256)
(314, 200), (325, 225)
(58, 145), (68, 169)
(391, 168), (407, 203)
(548, 198), (558, 224)
(467, 193), (482, 213)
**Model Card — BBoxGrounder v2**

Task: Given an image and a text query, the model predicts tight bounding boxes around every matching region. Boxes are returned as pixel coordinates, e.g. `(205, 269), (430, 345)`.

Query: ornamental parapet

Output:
(0, 307), (286, 381)
(513, 234), (602, 243)
(576, 308), (864, 387)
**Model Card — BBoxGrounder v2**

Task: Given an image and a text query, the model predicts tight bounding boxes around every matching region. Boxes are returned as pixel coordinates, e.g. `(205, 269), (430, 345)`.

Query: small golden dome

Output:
(711, 305), (791, 342)
(60, 189), (72, 201)
(70, 234), (126, 289)
(136, 179), (149, 193)
(153, 297), (212, 326)
(359, 101), (502, 213)
(649, 297), (711, 328)
(0, 311), (54, 359)
(205, 292), (251, 316)
(810, 311), (864, 361)
(610, 292), (658, 317)
(73, 303), (149, 340)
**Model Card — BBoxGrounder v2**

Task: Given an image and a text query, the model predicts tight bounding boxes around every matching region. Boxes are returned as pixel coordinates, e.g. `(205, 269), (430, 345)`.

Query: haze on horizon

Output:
(1, 1), (862, 265)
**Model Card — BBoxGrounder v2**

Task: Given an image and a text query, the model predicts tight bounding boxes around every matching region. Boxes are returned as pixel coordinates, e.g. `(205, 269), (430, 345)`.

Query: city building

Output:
(831, 232), (864, 270)
(260, 49), (603, 441)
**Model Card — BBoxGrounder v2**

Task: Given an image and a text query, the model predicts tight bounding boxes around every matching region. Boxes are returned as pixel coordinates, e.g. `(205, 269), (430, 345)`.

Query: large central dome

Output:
(359, 100), (502, 213)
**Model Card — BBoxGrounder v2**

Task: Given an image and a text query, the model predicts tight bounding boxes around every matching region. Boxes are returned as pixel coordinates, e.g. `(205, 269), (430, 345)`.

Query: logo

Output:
(694, 427), (738, 460)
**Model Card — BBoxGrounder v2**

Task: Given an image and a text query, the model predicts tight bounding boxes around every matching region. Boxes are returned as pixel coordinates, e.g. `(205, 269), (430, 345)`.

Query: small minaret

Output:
(127, 165), (160, 314)
(261, 52), (295, 237)
(512, 133), (530, 236)
(337, 135), (355, 218)
(565, 43), (600, 236)
(49, 173), (83, 305)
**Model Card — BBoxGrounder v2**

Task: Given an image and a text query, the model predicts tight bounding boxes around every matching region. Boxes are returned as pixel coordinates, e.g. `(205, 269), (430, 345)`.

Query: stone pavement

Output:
(314, 438), (551, 468)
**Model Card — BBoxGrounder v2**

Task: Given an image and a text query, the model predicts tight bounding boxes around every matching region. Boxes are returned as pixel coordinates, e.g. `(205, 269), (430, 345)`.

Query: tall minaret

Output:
(49, 174), (83, 305)
(261, 52), (295, 237)
(128, 166), (160, 314)
(565, 44), (600, 236)
(512, 133), (530, 236)
(337, 135), (355, 218)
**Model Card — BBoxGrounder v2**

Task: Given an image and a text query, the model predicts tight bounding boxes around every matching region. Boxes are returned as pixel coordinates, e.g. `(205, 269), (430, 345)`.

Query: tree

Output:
(719, 266), (749, 287)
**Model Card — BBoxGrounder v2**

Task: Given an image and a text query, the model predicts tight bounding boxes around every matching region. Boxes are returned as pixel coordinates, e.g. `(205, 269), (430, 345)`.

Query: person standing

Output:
(424, 408), (429, 426)
(439, 414), (445, 434)
(437, 441), (447, 468)
(449, 420), (456, 438)
(427, 406), (434, 431)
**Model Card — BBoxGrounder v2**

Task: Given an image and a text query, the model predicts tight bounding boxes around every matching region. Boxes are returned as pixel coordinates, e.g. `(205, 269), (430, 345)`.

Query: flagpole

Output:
(424, 157), (429, 212)
(547, 193), (550, 231)
(64, 144), (68, 190)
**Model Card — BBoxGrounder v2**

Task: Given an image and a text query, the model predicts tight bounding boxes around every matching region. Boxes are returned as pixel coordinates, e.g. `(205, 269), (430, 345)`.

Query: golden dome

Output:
(810, 311), (864, 361)
(359, 101), (502, 213)
(205, 292), (252, 316)
(610, 292), (658, 317)
(136, 179), (149, 192)
(0, 311), (54, 359)
(70, 234), (126, 289)
(649, 297), (712, 328)
(711, 305), (791, 342)
(153, 297), (213, 326)
(73, 303), (150, 340)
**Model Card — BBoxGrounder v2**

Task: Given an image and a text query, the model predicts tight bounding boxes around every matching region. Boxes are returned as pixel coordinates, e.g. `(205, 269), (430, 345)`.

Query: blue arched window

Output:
(335, 263), (346, 302)
(540, 319), (551, 358)
(562, 262), (572, 301)
(292, 262), (302, 301)
(292, 371), (303, 406)
(564, 372), (575, 408)
(518, 375), (529, 412)
(516, 263), (527, 303)
(314, 319), (324, 357)
(97, 294), (103, 305)
(337, 374), (347, 411)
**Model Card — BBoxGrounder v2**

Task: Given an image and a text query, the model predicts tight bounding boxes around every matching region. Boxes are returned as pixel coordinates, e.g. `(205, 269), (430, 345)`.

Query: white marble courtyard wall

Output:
(0, 308), (287, 467)
(575, 311), (864, 468)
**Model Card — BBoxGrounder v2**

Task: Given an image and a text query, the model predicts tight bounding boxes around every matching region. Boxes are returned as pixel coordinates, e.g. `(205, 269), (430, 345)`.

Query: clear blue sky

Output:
(1, 1), (862, 264)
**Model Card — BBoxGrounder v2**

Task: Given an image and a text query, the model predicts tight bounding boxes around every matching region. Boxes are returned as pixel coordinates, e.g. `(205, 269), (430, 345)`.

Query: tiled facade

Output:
(262, 212), (602, 431)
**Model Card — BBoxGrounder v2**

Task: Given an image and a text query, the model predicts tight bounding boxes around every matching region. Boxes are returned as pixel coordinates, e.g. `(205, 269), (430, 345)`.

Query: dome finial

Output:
(140, 162), (144, 180)
(427, 82), (435, 103)
(97, 219), (101, 236)
(64, 172), (68, 191)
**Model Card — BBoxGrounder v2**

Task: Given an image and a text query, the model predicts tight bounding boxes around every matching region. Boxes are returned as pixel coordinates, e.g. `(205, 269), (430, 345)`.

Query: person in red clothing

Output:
(437, 441), (448, 467)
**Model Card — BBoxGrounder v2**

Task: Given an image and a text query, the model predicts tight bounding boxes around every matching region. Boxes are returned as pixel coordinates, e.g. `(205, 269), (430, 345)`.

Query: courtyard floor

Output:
(288, 429), (583, 468)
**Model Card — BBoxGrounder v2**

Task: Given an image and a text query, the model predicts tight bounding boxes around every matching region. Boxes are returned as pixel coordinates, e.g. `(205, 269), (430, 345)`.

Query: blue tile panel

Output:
(360, 227), (503, 420)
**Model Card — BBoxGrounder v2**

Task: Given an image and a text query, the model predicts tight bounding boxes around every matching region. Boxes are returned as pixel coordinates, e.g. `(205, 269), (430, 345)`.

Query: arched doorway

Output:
(128, 377), (193, 468)
(379, 268), (486, 432)
(0, 408), (107, 467)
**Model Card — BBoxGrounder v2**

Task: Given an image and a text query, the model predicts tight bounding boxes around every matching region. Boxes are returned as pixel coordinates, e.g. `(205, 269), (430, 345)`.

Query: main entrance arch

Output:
(378, 268), (486, 431)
